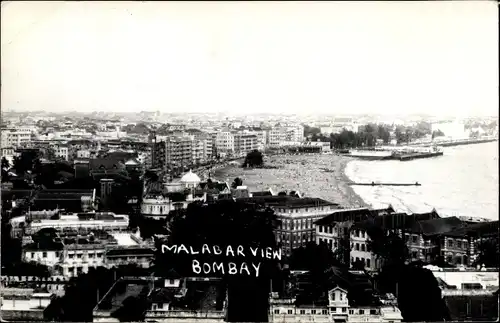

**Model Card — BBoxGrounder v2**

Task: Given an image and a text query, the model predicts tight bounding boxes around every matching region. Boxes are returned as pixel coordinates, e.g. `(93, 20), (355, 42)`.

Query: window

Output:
(370, 309), (377, 315)
(448, 240), (454, 248)
(300, 310), (305, 315)
(456, 241), (462, 249)
(355, 243), (360, 251)
(366, 259), (371, 268)
(361, 244), (365, 251)
(359, 309), (365, 315)
(287, 310), (293, 315)
(322, 310), (328, 315)
(412, 235), (418, 243)
(319, 226), (323, 233)
(42, 252), (47, 258)
(342, 307), (347, 313)
(332, 292), (336, 300)
(31, 252), (35, 258)
(311, 310), (316, 314)
(412, 251), (418, 258)
(349, 310), (354, 314)
(274, 309), (279, 314)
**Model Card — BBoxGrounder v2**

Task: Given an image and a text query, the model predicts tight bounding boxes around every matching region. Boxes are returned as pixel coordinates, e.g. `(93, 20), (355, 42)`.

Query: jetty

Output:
(397, 151), (444, 161)
(350, 182), (422, 187)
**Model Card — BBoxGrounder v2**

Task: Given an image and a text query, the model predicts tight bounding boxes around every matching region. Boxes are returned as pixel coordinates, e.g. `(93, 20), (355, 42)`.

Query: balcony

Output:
(145, 310), (225, 319)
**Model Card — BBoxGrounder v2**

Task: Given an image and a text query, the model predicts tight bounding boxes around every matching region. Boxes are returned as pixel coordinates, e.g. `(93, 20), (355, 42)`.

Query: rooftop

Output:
(315, 208), (375, 226)
(238, 195), (338, 209)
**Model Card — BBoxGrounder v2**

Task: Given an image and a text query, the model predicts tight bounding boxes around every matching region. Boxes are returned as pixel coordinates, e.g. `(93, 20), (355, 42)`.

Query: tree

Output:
(111, 294), (149, 322)
(154, 200), (279, 323)
(432, 130), (445, 139)
(231, 177), (243, 189)
(1, 156), (10, 181)
(243, 150), (264, 168)
(351, 259), (366, 270)
(13, 151), (40, 175)
(473, 238), (499, 268)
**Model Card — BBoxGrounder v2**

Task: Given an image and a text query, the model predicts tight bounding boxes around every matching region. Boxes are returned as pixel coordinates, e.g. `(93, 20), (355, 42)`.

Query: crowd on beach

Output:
(212, 154), (368, 208)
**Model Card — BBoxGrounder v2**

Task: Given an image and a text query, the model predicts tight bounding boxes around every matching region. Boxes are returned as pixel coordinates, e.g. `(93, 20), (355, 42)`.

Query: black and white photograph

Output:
(0, 1), (498, 322)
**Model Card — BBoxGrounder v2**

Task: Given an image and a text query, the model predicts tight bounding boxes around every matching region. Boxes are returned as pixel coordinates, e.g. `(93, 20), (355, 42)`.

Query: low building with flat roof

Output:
(25, 211), (129, 234)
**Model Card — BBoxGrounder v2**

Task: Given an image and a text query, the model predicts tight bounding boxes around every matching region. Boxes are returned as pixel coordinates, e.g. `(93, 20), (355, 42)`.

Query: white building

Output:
(53, 144), (69, 161)
(180, 170), (201, 189)
(25, 212), (129, 235)
(1, 128), (32, 148)
(141, 195), (178, 220)
(269, 287), (402, 323)
(215, 129), (235, 153)
(285, 124), (305, 142)
(234, 132), (258, 155)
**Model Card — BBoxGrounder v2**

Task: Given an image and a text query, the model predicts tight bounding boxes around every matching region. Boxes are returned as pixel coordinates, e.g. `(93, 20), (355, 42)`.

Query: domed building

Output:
(180, 170), (201, 189)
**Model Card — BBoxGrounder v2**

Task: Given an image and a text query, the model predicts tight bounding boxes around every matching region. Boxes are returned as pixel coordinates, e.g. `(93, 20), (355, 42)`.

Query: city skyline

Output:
(1, 1), (498, 116)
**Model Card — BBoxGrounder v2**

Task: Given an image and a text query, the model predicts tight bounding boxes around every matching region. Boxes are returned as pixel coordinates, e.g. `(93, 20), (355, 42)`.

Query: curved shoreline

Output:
(211, 154), (368, 209)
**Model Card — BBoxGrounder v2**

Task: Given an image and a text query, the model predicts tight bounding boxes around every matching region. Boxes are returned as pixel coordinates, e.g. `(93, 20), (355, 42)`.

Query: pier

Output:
(350, 182), (421, 187)
(405, 137), (498, 148)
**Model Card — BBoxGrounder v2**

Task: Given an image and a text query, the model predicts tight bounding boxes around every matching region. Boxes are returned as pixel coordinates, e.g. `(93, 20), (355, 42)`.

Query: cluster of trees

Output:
(44, 265), (150, 322)
(473, 237), (500, 268)
(243, 150), (264, 168)
(154, 200), (280, 322)
(304, 121), (435, 148)
(231, 177), (243, 189)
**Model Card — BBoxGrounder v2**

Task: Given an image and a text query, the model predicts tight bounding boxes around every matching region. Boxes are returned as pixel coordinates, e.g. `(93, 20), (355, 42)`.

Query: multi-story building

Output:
(314, 207), (396, 270)
(316, 208), (497, 269)
(233, 132), (258, 156)
(284, 124), (305, 143)
(1, 128), (32, 148)
(267, 126), (286, 147)
(24, 212), (129, 235)
(104, 246), (155, 269)
(153, 135), (194, 170)
(240, 195), (341, 256)
(249, 128), (267, 151)
(53, 144), (69, 161)
(269, 287), (402, 323)
(215, 129), (235, 154)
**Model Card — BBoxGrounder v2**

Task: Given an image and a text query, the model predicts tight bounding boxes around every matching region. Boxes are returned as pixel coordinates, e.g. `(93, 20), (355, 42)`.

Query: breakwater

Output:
(350, 182), (421, 187)
(408, 137), (498, 147)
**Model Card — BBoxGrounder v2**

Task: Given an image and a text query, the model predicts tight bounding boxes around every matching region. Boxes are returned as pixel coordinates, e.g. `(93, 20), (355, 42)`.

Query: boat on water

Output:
(346, 150), (393, 161)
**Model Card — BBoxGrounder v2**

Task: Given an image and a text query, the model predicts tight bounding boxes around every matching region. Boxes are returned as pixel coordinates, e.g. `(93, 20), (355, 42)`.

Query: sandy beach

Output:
(211, 154), (368, 208)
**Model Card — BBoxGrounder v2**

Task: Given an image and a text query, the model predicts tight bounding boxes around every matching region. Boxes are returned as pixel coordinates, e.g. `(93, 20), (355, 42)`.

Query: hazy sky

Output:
(1, 1), (498, 116)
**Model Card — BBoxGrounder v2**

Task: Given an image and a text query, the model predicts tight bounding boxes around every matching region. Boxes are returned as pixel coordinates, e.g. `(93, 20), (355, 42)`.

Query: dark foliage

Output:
(243, 150), (264, 168)
(288, 242), (342, 303)
(154, 200), (279, 322)
(111, 292), (149, 322)
(1, 156), (10, 181)
(473, 237), (499, 268)
(231, 177), (243, 189)
(43, 265), (150, 322)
